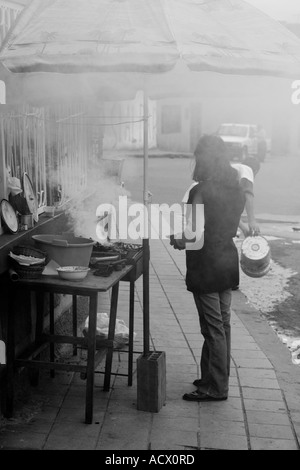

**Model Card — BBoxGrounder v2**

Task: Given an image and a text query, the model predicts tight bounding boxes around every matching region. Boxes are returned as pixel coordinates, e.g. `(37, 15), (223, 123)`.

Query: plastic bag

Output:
(83, 312), (136, 347)
(7, 176), (23, 196)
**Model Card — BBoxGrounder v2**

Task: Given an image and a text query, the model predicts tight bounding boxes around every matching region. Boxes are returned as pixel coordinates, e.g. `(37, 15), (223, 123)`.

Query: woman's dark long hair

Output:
(192, 135), (238, 187)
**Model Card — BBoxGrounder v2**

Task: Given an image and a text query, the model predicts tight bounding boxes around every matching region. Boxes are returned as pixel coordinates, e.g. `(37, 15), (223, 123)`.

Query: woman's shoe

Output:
(183, 391), (227, 402)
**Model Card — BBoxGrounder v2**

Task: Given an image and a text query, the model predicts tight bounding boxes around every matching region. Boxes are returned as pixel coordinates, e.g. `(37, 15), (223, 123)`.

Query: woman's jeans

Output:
(193, 290), (232, 398)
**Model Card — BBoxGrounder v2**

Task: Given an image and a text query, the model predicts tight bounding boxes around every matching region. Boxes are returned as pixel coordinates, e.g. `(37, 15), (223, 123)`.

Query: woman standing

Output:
(170, 135), (245, 401)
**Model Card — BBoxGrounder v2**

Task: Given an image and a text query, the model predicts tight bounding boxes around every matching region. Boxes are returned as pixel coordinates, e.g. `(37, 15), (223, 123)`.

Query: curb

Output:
(232, 288), (300, 446)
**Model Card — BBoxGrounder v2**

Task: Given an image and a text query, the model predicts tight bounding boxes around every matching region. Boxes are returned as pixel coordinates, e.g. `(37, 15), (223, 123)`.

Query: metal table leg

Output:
(103, 283), (119, 391)
(85, 293), (98, 424)
(128, 281), (135, 386)
(72, 295), (77, 356)
(3, 289), (16, 418)
(28, 292), (45, 386)
(49, 293), (55, 378)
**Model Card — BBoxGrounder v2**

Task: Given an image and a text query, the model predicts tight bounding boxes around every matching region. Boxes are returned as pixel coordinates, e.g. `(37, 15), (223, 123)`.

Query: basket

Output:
(12, 245), (47, 260)
(12, 263), (45, 279)
(10, 245), (47, 279)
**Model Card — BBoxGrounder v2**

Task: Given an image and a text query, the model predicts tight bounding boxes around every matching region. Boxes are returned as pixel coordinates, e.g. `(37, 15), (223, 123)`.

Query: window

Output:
(161, 105), (181, 134)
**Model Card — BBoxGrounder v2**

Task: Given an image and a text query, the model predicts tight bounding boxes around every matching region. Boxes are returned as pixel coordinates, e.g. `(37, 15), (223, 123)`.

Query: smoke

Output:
(64, 160), (131, 243)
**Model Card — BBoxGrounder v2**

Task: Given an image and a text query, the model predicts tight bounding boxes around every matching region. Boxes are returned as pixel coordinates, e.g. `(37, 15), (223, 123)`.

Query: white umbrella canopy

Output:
(2, 0), (300, 354)
(0, 0), (300, 106)
(1, 0), (300, 78)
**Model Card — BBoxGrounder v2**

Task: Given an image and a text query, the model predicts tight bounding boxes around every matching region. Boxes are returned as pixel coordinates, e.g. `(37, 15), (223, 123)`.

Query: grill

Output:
(90, 242), (144, 281)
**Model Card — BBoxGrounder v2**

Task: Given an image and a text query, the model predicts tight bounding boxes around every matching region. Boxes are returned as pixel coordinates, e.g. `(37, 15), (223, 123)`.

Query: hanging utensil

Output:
(0, 199), (19, 234)
(22, 172), (39, 223)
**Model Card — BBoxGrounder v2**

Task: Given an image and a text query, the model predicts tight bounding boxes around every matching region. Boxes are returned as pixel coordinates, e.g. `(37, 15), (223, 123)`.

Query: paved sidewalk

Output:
(1, 237), (300, 451)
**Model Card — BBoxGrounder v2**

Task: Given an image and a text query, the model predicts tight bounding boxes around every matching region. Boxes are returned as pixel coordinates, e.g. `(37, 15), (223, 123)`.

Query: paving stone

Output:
(97, 412), (151, 450)
(201, 396), (243, 411)
(152, 415), (199, 433)
(185, 340), (203, 348)
(229, 386), (240, 398)
(244, 398), (287, 413)
(200, 432), (248, 450)
(250, 437), (298, 451)
(166, 372), (198, 384)
(229, 377), (239, 386)
(150, 428), (198, 450)
(160, 347), (195, 355)
(30, 405), (60, 421)
(231, 343), (260, 351)
(234, 358), (273, 368)
(237, 368), (277, 379)
(0, 430), (48, 450)
(249, 422), (295, 440)
(167, 363), (198, 374)
(232, 335), (256, 344)
(241, 387), (283, 401)
(44, 435), (97, 450)
(239, 377), (280, 389)
(157, 400), (200, 418)
(199, 406), (244, 422)
(198, 415), (246, 436)
(106, 391), (139, 409)
(232, 349), (268, 359)
(55, 408), (106, 424)
(153, 340), (189, 349)
(50, 419), (102, 438)
(246, 410), (291, 426)
(165, 355), (197, 365)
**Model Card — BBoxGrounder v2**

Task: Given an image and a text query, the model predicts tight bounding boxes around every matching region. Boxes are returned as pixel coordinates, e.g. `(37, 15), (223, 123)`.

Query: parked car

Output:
(216, 123), (268, 162)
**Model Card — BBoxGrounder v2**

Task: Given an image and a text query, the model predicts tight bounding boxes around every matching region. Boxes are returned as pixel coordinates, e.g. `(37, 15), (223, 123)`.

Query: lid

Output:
(0, 199), (19, 233)
(22, 172), (39, 223)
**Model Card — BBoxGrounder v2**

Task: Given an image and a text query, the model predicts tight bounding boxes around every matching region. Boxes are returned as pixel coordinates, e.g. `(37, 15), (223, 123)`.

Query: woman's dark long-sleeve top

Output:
(185, 180), (245, 294)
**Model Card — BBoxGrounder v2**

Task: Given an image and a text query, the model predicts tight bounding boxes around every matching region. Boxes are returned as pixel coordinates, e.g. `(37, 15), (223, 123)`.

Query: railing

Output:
(2, 105), (47, 211)
(44, 104), (100, 206)
(0, 102), (102, 235)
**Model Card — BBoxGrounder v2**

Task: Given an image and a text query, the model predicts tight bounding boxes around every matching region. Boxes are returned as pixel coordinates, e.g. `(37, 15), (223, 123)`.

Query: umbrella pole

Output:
(143, 88), (150, 356)
(138, 97), (166, 412)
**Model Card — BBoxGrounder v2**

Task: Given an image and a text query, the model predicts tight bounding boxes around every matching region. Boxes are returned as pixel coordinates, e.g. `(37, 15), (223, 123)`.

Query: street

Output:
(121, 151), (300, 363)
(122, 152), (300, 217)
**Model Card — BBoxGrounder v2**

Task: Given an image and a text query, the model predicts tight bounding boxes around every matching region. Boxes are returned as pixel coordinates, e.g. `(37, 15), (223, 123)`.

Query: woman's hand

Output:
(169, 234), (186, 250)
(239, 220), (260, 238)
(248, 222), (260, 237)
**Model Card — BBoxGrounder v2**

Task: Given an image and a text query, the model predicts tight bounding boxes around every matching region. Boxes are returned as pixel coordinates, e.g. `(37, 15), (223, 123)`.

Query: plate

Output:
(22, 172), (39, 223)
(0, 199), (18, 233)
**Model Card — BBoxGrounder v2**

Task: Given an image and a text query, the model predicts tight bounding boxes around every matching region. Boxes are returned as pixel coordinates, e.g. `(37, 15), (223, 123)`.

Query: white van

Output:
(216, 123), (260, 161)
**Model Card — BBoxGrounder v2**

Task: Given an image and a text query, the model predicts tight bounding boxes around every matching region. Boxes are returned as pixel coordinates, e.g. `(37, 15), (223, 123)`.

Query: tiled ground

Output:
(0, 237), (299, 451)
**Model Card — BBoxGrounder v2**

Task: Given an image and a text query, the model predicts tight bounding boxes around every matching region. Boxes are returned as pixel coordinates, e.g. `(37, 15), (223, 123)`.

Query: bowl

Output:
(57, 266), (90, 281)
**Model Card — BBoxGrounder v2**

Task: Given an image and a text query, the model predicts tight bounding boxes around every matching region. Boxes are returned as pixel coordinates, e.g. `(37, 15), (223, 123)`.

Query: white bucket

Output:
(240, 235), (271, 278)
